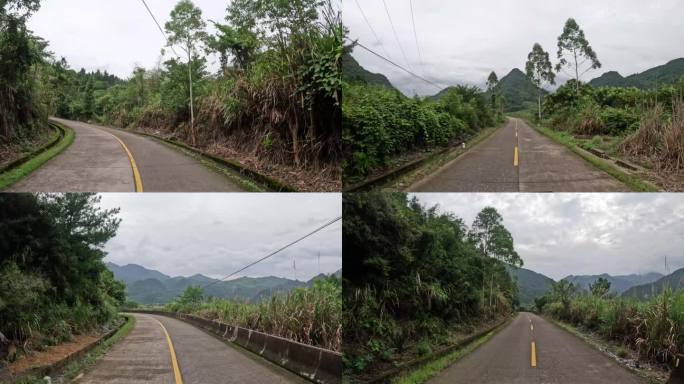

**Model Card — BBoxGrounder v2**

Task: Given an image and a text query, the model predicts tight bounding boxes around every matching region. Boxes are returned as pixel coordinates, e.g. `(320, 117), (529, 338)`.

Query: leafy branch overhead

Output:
(555, 18), (601, 90)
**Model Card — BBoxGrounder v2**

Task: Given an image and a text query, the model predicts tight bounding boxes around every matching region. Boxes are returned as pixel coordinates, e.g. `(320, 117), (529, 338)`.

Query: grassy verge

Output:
(0, 124), (74, 190)
(13, 314), (136, 384)
(392, 325), (502, 384)
(517, 116), (659, 192)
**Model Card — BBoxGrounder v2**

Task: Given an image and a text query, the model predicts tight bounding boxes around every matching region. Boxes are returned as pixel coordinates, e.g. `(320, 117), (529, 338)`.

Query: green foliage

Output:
(589, 277), (611, 298)
(167, 276), (341, 351)
(539, 285), (684, 364)
(0, 193), (125, 359)
(555, 18), (601, 87)
(525, 43), (555, 120)
(342, 82), (498, 180)
(343, 193), (518, 374)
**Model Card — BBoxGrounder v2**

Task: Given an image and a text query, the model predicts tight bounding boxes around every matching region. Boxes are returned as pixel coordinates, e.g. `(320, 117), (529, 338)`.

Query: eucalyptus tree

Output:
(486, 71), (500, 114)
(525, 43), (556, 121)
(555, 18), (601, 93)
(164, 0), (207, 146)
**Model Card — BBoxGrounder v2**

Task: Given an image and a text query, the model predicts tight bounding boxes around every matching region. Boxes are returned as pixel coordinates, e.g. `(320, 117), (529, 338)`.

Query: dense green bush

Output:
(0, 193), (125, 359)
(539, 286), (684, 363)
(343, 83), (498, 180)
(343, 193), (519, 375)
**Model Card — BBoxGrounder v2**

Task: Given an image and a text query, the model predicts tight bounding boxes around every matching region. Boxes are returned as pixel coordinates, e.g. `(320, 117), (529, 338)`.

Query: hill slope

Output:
(507, 266), (555, 305)
(342, 54), (395, 89)
(589, 58), (684, 89)
(108, 262), (339, 305)
(562, 273), (663, 295)
(622, 268), (684, 299)
(490, 68), (541, 112)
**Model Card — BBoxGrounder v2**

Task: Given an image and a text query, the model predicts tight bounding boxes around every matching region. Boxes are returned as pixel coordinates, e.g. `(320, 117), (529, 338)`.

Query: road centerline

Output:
(149, 316), (184, 384)
(104, 130), (144, 192)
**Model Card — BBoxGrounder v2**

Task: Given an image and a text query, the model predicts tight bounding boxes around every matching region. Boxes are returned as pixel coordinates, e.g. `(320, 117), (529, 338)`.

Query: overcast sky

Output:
(344, 0), (684, 95)
(413, 194), (684, 280)
(27, 0), (231, 78)
(97, 194), (341, 282)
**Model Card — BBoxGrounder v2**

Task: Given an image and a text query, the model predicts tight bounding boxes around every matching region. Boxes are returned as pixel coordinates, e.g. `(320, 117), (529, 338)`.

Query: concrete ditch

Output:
(129, 310), (341, 384)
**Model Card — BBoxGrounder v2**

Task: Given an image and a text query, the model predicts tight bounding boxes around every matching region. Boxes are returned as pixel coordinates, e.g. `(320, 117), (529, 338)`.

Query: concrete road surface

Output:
(9, 118), (243, 192)
(78, 314), (307, 384)
(428, 312), (644, 384)
(410, 118), (629, 192)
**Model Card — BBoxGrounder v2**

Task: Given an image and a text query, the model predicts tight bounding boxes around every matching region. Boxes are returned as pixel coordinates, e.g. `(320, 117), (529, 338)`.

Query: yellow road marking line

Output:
(150, 317), (183, 384)
(531, 324), (534, 332)
(514, 146), (519, 167)
(531, 341), (537, 367)
(106, 132), (144, 192)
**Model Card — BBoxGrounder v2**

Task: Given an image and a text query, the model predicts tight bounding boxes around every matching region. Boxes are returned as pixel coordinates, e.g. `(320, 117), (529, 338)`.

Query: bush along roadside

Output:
(536, 282), (684, 373)
(538, 77), (684, 190)
(0, 122), (74, 190)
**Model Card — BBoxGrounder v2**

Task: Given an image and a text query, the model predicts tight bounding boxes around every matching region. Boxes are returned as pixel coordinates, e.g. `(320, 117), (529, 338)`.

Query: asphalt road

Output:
(410, 118), (629, 192)
(77, 314), (307, 384)
(9, 118), (243, 192)
(428, 312), (644, 384)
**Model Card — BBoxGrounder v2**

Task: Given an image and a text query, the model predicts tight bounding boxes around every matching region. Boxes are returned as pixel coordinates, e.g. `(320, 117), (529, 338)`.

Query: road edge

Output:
(357, 317), (512, 384)
(111, 127), (298, 192)
(517, 117), (660, 192)
(129, 310), (340, 384)
(0, 314), (135, 384)
(344, 123), (503, 192)
(541, 314), (663, 384)
(0, 122), (74, 191)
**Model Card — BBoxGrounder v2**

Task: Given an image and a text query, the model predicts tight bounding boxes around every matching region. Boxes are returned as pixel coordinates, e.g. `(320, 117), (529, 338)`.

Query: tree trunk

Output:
(538, 90), (542, 122)
(188, 44), (196, 146)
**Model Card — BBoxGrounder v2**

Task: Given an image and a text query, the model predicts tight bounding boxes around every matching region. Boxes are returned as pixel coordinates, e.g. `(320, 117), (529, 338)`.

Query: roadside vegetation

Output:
(2, 0), (343, 191)
(537, 279), (684, 366)
(342, 193), (520, 380)
(165, 276), (341, 352)
(342, 72), (504, 184)
(518, 17), (684, 189)
(0, 194), (125, 367)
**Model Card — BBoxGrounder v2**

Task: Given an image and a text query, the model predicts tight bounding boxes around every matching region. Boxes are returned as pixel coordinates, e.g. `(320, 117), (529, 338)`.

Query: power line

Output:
(353, 0), (393, 61)
(381, 0), (414, 72)
(353, 40), (442, 91)
(409, 0), (424, 76)
(202, 216), (342, 290)
(139, 0), (179, 57)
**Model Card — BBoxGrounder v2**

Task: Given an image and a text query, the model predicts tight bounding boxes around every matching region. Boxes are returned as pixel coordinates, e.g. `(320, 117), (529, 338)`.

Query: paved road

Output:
(9, 118), (243, 192)
(410, 118), (629, 192)
(428, 312), (644, 384)
(77, 314), (307, 384)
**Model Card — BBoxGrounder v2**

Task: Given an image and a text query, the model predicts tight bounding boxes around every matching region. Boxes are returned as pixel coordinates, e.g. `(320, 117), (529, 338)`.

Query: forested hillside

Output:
(589, 58), (684, 89)
(342, 54), (394, 89)
(1, 0), (344, 191)
(0, 194), (125, 362)
(487, 68), (541, 112)
(107, 262), (340, 305)
(343, 193), (520, 378)
(622, 268), (684, 299)
(508, 266), (554, 305)
(563, 272), (663, 294)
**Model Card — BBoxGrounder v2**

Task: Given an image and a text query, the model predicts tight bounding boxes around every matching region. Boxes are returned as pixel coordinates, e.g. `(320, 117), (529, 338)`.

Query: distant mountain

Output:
(490, 68), (541, 112)
(107, 262), (341, 305)
(589, 58), (684, 89)
(622, 268), (684, 299)
(507, 266), (555, 305)
(562, 273), (663, 295)
(342, 54), (395, 89)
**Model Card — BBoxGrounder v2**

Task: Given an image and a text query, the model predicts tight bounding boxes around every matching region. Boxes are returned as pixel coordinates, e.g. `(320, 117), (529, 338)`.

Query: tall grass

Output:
(166, 277), (341, 351)
(543, 288), (684, 363)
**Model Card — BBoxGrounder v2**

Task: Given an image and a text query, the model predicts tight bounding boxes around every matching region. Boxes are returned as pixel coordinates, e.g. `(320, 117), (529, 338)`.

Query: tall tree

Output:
(525, 43), (556, 121)
(486, 71), (500, 113)
(555, 18), (601, 93)
(589, 277), (611, 298)
(164, 0), (207, 146)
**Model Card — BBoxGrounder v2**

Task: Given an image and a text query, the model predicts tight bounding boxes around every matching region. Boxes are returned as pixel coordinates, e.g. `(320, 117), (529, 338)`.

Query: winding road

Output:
(428, 312), (644, 384)
(8, 118), (244, 192)
(410, 118), (629, 192)
(76, 313), (307, 384)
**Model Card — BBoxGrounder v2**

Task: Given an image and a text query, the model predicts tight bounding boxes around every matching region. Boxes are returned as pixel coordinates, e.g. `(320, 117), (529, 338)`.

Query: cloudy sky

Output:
(344, 0), (684, 95)
(413, 194), (684, 280)
(27, 0), (231, 78)
(97, 194), (341, 282)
